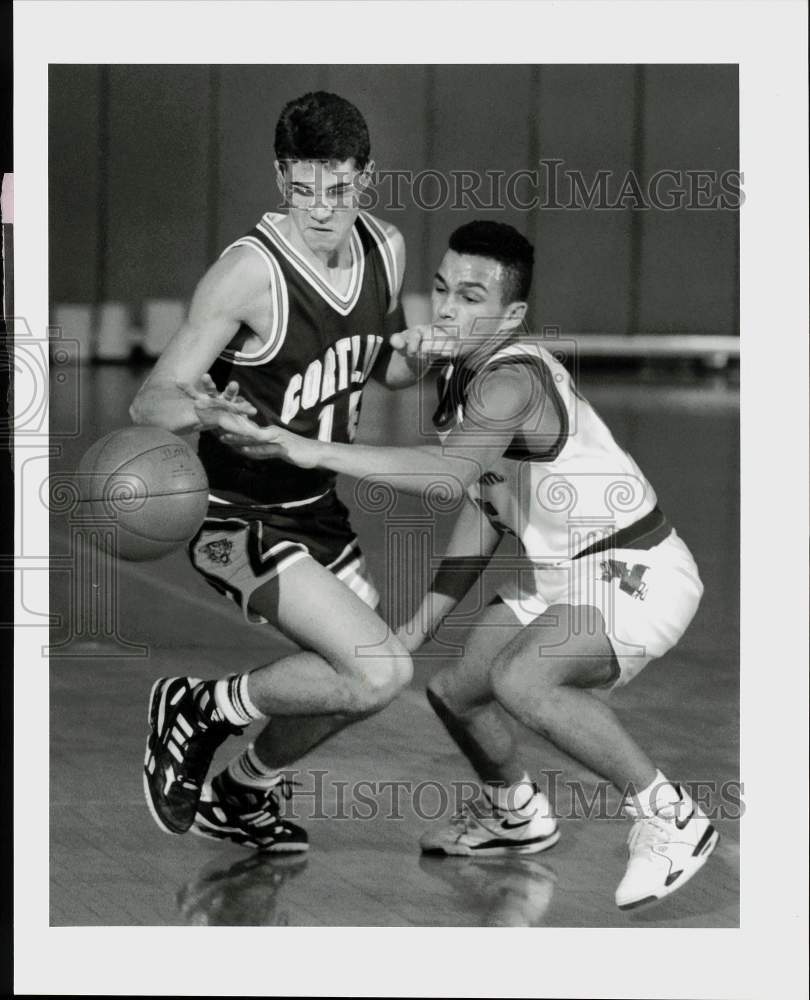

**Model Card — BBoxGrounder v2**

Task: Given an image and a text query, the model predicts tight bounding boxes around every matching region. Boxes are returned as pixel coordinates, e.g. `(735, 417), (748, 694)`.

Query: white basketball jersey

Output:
(434, 339), (659, 563)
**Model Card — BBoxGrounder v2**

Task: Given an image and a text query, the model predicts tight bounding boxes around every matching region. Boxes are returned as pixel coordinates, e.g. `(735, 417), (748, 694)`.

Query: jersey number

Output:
(472, 496), (513, 537)
(317, 391), (362, 443)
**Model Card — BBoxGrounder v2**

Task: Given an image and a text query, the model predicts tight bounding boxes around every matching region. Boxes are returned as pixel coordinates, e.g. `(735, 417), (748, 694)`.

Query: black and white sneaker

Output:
(143, 677), (243, 835)
(192, 774), (309, 853)
(420, 786), (560, 857)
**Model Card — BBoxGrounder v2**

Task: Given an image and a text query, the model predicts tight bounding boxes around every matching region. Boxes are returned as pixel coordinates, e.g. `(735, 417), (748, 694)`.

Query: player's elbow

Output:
(129, 384), (186, 433)
(129, 387), (160, 427)
(129, 393), (147, 426)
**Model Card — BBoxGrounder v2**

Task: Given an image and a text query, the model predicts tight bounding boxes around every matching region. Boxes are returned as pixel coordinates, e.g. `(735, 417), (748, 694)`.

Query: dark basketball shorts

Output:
(188, 489), (379, 624)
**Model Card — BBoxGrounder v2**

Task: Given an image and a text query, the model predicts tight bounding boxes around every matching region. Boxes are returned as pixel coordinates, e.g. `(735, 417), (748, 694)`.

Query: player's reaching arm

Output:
(213, 363), (544, 501)
(129, 248), (267, 434)
(375, 323), (461, 388)
(367, 219), (443, 389)
(396, 495), (501, 652)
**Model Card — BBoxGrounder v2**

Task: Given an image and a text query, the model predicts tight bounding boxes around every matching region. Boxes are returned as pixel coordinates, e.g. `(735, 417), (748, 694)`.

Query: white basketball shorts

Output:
(496, 529), (703, 687)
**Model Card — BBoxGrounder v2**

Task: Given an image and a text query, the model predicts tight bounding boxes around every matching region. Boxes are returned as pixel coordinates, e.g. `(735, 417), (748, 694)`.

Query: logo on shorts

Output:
(600, 559), (649, 600)
(201, 538), (233, 566)
(478, 471), (506, 485)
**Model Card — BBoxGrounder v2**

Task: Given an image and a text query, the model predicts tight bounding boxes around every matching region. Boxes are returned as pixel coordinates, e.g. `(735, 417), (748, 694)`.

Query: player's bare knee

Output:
(376, 632), (413, 691)
(350, 643), (412, 716)
(490, 658), (524, 708)
(351, 676), (399, 717)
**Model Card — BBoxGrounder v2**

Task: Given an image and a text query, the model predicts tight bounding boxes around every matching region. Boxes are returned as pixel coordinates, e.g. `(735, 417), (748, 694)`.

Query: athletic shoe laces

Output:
(267, 777), (297, 810)
(449, 802), (501, 834)
(241, 777), (299, 820)
(627, 814), (673, 854)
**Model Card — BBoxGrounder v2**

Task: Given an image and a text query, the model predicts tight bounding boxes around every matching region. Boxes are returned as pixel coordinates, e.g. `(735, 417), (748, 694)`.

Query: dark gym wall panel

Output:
(214, 65), (433, 290)
(49, 64), (739, 337)
(49, 65), (102, 303)
(323, 65), (431, 295)
(105, 66), (212, 305)
(638, 65), (739, 333)
(532, 65), (637, 335)
(216, 65), (322, 252)
(426, 65), (535, 299)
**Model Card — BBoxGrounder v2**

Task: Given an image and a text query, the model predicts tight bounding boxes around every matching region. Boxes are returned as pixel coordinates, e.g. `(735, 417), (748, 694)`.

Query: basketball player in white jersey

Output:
(219, 220), (720, 909)
(131, 92), (433, 853)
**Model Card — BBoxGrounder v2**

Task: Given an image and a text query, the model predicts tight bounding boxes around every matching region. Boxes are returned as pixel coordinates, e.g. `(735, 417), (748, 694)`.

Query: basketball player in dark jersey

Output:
(131, 93), (431, 852)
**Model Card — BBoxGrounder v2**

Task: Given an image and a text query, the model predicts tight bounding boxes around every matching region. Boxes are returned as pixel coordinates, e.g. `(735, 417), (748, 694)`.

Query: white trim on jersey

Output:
(359, 211), (400, 312)
(217, 236), (290, 367)
(257, 212), (365, 317)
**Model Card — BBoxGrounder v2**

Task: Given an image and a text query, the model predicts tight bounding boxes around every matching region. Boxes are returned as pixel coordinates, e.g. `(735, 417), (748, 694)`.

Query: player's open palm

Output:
(180, 375), (259, 435)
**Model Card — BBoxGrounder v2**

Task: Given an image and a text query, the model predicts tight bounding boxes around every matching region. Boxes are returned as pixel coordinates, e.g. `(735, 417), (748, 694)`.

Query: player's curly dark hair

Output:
(275, 91), (371, 170)
(449, 220), (534, 303)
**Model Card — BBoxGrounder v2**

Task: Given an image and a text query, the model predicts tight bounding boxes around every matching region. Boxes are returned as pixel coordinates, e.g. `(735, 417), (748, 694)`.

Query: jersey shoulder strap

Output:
(357, 211), (401, 308)
(216, 215), (290, 367)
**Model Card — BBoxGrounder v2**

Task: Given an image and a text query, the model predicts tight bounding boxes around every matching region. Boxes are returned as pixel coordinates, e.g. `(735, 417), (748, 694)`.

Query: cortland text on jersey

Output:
(279, 333), (383, 427)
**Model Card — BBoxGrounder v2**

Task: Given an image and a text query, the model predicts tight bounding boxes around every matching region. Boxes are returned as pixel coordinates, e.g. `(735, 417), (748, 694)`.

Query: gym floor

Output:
(49, 362), (740, 928)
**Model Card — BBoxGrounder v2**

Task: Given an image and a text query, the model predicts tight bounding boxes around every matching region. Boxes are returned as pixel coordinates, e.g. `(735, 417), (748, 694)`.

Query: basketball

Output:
(76, 426), (209, 561)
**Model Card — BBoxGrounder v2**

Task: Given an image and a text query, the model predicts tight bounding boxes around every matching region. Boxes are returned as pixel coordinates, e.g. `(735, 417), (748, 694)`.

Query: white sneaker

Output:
(420, 785), (560, 857)
(615, 784), (719, 910)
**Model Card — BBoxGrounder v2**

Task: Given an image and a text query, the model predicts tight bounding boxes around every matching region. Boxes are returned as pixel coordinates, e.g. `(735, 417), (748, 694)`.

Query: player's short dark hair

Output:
(275, 91), (371, 170)
(448, 220), (534, 303)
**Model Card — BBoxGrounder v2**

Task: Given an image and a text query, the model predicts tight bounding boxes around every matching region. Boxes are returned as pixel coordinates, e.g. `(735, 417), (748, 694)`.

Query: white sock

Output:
(485, 774), (538, 814)
(225, 743), (284, 791)
(631, 769), (681, 816)
(213, 673), (264, 727)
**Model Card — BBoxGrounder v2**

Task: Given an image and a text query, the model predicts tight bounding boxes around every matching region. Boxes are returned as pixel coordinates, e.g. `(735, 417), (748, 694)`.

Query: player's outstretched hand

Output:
(220, 424), (321, 469)
(389, 324), (459, 362)
(180, 375), (259, 435)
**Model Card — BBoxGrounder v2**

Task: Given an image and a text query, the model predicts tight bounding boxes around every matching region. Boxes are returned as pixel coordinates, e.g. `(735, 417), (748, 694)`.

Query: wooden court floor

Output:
(49, 365), (740, 927)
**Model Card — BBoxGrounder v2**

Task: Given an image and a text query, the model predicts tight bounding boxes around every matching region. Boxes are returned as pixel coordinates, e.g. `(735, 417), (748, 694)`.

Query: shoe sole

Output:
(421, 827), (561, 858)
(190, 817), (310, 853)
(616, 826), (720, 911)
(142, 676), (202, 836)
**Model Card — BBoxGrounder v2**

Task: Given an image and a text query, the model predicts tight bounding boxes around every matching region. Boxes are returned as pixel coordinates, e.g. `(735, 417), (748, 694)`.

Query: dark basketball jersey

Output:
(199, 211), (400, 505)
